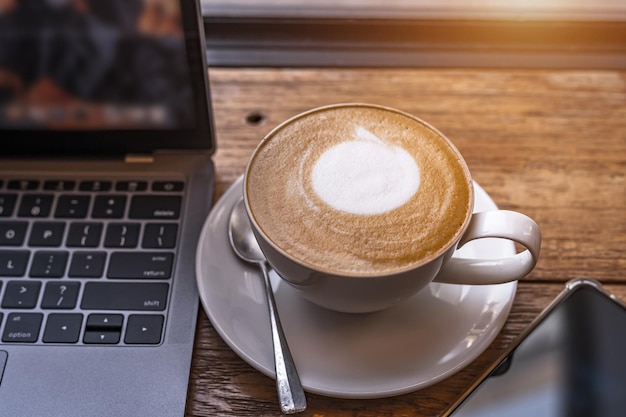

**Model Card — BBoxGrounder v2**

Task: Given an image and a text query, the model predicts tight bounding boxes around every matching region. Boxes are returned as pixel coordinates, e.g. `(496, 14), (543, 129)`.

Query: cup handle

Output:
(434, 210), (541, 285)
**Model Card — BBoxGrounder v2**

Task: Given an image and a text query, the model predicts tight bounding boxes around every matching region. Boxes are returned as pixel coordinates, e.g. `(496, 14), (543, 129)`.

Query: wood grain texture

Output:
(186, 67), (626, 416)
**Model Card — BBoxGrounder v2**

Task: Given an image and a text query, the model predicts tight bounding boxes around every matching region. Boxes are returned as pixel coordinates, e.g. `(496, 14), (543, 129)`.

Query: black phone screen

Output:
(447, 282), (626, 417)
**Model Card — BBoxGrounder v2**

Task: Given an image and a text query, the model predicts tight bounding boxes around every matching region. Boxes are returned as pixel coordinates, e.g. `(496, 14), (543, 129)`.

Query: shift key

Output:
(81, 282), (169, 311)
(108, 252), (173, 279)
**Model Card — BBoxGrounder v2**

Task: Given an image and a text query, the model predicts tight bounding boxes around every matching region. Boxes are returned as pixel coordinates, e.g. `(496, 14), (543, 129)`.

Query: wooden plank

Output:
(207, 67), (626, 282)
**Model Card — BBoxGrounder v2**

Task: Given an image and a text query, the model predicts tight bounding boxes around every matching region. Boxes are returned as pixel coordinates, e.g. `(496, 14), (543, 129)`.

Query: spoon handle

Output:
(260, 261), (307, 414)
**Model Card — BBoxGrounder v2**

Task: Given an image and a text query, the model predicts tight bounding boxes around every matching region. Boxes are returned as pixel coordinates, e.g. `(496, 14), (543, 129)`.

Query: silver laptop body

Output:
(0, 0), (214, 415)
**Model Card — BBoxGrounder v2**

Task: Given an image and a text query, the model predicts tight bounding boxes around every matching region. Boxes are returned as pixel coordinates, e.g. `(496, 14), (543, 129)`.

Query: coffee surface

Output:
(246, 105), (472, 276)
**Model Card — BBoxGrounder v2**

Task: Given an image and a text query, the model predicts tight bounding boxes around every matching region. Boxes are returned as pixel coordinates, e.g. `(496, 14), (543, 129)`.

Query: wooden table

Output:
(185, 67), (626, 416)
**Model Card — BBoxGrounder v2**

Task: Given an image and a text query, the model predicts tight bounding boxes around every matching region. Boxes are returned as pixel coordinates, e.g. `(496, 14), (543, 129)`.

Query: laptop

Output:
(0, 1), (214, 416)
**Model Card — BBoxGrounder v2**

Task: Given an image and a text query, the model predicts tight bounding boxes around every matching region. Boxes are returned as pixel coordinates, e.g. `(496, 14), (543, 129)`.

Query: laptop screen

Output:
(0, 0), (214, 155)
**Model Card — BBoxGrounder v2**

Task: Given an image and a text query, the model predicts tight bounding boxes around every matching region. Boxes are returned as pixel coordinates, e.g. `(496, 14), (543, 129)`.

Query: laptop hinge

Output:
(125, 154), (155, 163)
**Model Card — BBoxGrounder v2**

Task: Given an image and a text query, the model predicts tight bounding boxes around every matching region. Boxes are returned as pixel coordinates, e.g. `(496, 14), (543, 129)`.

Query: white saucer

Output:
(196, 176), (517, 399)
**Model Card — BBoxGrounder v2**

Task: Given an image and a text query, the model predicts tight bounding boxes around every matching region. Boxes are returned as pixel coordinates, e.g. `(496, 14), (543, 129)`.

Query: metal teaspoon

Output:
(228, 198), (307, 414)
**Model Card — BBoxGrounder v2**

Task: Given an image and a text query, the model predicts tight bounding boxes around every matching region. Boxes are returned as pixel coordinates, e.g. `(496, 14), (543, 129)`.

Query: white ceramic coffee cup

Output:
(244, 104), (541, 313)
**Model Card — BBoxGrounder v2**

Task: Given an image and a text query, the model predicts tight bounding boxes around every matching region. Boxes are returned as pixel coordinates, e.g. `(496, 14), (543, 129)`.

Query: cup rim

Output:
(243, 102), (475, 278)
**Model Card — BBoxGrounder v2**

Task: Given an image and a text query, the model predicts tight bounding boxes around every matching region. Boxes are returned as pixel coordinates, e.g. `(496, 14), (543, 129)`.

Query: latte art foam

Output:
(311, 127), (420, 215)
(246, 105), (472, 276)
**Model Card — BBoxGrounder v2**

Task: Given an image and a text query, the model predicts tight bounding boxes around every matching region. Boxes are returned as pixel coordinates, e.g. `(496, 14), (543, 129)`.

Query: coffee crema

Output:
(245, 104), (473, 276)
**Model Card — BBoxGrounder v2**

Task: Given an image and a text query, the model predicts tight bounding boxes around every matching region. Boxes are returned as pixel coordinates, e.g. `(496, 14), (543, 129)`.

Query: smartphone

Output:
(442, 278), (626, 417)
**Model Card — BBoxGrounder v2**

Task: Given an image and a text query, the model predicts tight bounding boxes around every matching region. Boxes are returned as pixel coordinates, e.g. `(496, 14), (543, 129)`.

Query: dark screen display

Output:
(449, 285), (626, 417)
(0, 0), (196, 130)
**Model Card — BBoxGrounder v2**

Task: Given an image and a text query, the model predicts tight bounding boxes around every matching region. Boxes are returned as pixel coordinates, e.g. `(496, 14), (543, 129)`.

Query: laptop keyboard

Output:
(0, 178), (184, 346)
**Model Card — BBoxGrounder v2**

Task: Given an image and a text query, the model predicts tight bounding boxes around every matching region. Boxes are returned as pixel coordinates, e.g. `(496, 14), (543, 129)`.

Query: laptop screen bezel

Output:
(0, 0), (215, 157)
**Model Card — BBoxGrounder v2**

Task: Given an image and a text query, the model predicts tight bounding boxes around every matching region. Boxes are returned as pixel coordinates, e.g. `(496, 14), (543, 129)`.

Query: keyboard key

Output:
(142, 224), (178, 249)
(29, 250), (69, 278)
(43, 180), (76, 191)
(0, 250), (30, 276)
(0, 194), (17, 217)
(68, 251), (106, 278)
(86, 314), (124, 329)
(79, 181), (112, 192)
(2, 313), (43, 342)
(81, 282), (169, 311)
(116, 181), (148, 192)
(83, 330), (120, 344)
(29, 222), (66, 246)
(104, 223), (140, 248)
(0, 221), (28, 246)
(7, 180), (39, 190)
(66, 222), (103, 247)
(2, 281), (41, 308)
(92, 195), (127, 218)
(18, 194), (53, 217)
(152, 181), (184, 192)
(125, 315), (164, 344)
(107, 252), (173, 279)
(129, 195), (181, 219)
(42, 313), (83, 343)
(41, 281), (81, 309)
(55, 195), (90, 218)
